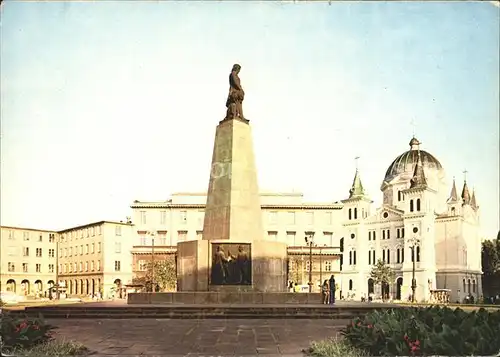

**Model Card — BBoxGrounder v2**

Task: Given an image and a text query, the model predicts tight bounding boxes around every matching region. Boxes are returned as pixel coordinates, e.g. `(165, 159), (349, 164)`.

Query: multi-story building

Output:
(57, 221), (134, 299)
(339, 137), (482, 303)
(130, 192), (343, 292)
(0, 226), (57, 296)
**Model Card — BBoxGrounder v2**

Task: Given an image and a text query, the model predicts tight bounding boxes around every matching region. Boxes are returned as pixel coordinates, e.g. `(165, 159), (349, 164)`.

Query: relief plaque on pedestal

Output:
(210, 243), (252, 286)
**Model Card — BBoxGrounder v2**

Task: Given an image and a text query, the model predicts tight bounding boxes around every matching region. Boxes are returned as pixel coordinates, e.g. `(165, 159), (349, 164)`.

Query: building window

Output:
(372, 250), (376, 265)
(91, 243), (95, 254)
(23, 263), (28, 272)
(38, 234), (43, 242)
(85, 262), (89, 271)
(36, 248), (42, 257)
(416, 199), (421, 211)
(372, 231), (376, 240)
(349, 251), (352, 265)
(326, 211), (333, 225)
(196, 231), (203, 240)
(350, 233), (355, 239)
(368, 251), (372, 265)
(8, 230), (14, 240)
(114, 261), (121, 272)
(23, 247), (29, 257)
(8, 262), (15, 272)
(85, 244), (89, 254)
(158, 232), (167, 245)
(98, 242), (101, 253)
(397, 229), (400, 238)
(139, 232), (147, 245)
(97, 260), (101, 271)
(73, 262), (77, 272)
(369, 231), (372, 241)
(306, 211), (314, 225)
(416, 246), (421, 262)
(397, 249), (401, 263)
(268, 211), (278, 225)
(287, 212), (296, 225)
(410, 200), (414, 212)
(115, 242), (122, 253)
(178, 231), (187, 242)
(48, 264), (54, 273)
(115, 226), (122, 236)
(323, 232), (333, 246)
(91, 261), (95, 271)
(386, 249), (390, 264)
(353, 251), (357, 265)
(160, 210), (167, 225)
(354, 208), (358, 219)
(138, 260), (148, 271)
(92, 226), (95, 236)
(387, 230), (390, 239)
(35, 264), (41, 273)
(383, 230), (386, 240)
(179, 211), (188, 224)
(349, 279), (353, 290)
(348, 208), (352, 220)
(140, 211), (147, 224)
(402, 228), (405, 238)
(97, 226), (102, 235)
(79, 262), (83, 272)
(325, 261), (332, 272)
(472, 280), (476, 293)
(286, 231), (296, 245)
(398, 190), (402, 201)
(267, 231), (278, 240)
(80, 245), (83, 255)
(23, 232), (30, 241)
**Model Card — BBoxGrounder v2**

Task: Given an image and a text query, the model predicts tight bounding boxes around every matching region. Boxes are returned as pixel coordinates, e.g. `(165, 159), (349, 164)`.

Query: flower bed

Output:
(0, 311), (88, 356)
(307, 306), (500, 357)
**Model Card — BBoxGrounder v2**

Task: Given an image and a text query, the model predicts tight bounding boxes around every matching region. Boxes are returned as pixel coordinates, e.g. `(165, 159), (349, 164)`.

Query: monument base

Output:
(176, 240), (288, 292)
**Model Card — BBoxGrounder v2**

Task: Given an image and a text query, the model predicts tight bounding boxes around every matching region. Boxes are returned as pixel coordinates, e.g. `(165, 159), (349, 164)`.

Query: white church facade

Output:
(340, 137), (482, 303)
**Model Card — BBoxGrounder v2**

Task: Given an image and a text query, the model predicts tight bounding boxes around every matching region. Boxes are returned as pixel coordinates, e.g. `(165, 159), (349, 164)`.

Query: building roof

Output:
(384, 137), (442, 184)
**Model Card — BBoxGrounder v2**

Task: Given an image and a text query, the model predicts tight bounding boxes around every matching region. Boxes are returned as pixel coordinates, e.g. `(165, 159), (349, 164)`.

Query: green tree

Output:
(482, 235), (500, 297)
(133, 257), (177, 292)
(289, 257), (304, 284)
(370, 259), (396, 301)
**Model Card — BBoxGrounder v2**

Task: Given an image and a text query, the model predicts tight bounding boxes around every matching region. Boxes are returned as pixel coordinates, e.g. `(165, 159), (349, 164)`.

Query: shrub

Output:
(341, 306), (500, 356)
(8, 340), (89, 356)
(307, 338), (368, 357)
(0, 312), (56, 349)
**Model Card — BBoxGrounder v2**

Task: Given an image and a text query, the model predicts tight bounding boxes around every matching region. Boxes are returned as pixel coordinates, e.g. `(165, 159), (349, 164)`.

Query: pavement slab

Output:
(49, 318), (346, 356)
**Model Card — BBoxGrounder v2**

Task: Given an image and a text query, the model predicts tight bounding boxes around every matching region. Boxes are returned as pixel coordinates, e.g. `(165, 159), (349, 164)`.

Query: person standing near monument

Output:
(225, 64), (246, 120)
(236, 245), (250, 284)
(328, 275), (336, 305)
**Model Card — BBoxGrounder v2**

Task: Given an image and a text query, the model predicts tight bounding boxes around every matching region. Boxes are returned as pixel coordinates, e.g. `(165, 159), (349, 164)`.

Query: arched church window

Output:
(416, 199), (421, 211)
(410, 200), (414, 212)
(348, 209), (352, 220)
(354, 208), (358, 219)
(349, 279), (353, 291)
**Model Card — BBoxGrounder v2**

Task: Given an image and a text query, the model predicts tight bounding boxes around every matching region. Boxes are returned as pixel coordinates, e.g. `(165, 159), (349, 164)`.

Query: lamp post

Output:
(148, 230), (156, 292)
(407, 234), (420, 303)
(305, 233), (315, 293)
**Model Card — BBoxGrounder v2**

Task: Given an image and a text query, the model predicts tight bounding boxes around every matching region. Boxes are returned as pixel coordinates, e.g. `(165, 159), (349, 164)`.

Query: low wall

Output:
(128, 292), (323, 305)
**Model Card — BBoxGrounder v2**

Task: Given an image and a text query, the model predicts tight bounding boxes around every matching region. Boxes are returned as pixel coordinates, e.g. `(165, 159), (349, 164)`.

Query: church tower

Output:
(341, 161), (373, 297)
(446, 177), (462, 216)
(401, 149), (438, 301)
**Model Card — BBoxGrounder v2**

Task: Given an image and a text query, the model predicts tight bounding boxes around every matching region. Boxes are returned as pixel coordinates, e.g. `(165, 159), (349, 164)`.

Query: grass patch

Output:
(306, 338), (368, 357)
(5, 340), (89, 356)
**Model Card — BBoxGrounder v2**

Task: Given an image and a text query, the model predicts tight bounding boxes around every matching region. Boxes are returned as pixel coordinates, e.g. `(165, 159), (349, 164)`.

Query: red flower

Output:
(411, 346), (417, 352)
(404, 334), (409, 340)
(367, 324), (373, 328)
(415, 340), (420, 346)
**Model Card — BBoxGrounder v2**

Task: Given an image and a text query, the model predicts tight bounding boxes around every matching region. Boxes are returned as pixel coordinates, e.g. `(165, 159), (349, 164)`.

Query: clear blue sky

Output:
(1, 1), (498, 237)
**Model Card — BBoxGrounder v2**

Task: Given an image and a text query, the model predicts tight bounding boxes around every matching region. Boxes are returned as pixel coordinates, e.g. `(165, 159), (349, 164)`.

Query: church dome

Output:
(383, 137), (443, 183)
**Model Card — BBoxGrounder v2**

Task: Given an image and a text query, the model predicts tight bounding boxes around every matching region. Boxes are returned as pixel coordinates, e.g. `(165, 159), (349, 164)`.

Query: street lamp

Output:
(147, 230), (156, 292)
(407, 234), (420, 303)
(305, 233), (315, 293)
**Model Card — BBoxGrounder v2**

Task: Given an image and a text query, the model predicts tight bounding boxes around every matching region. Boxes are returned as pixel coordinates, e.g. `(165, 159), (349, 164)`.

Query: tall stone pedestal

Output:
(177, 118), (287, 292)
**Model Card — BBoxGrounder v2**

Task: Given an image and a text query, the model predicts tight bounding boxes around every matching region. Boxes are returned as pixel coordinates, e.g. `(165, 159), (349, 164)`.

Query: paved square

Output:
(50, 318), (347, 356)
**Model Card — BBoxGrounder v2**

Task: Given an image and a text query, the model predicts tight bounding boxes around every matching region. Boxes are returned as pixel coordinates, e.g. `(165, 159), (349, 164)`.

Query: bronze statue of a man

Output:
(225, 64), (245, 120)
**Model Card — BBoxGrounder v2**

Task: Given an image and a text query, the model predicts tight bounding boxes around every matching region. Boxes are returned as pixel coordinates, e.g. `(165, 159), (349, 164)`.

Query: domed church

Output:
(340, 137), (482, 303)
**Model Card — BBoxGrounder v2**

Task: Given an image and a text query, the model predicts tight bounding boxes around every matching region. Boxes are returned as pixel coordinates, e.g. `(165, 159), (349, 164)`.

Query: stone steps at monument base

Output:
(10, 306), (394, 319)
